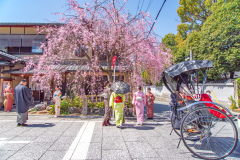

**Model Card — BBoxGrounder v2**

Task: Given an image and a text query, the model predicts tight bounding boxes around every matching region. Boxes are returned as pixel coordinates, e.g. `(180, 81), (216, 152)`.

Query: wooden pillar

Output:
(51, 78), (54, 98)
(62, 72), (67, 96)
(82, 96), (88, 115)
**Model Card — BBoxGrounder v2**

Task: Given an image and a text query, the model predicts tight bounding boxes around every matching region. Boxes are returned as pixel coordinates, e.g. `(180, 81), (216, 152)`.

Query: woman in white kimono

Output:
(52, 85), (62, 117)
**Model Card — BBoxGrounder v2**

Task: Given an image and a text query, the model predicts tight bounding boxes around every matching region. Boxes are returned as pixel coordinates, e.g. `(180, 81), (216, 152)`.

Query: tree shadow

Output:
(26, 123), (55, 128)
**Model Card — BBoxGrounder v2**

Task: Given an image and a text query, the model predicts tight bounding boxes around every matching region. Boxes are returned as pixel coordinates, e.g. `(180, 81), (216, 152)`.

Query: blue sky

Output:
(0, 0), (181, 39)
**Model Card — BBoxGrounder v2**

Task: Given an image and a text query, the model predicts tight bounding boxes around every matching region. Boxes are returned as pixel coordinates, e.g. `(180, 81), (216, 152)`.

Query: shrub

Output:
(49, 105), (55, 114)
(88, 101), (95, 108)
(71, 96), (83, 108)
(95, 102), (105, 108)
(228, 96), (237, 111)
(29, 108), (37, 112)
(237, 78), (240, 108)
(60, 99), (69, 114)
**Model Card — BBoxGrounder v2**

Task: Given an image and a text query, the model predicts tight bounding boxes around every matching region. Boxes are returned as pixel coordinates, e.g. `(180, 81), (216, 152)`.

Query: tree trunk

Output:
(107, 71), (113, 82)
(230, 71), (234, 79)
(107, 60), (113, 82)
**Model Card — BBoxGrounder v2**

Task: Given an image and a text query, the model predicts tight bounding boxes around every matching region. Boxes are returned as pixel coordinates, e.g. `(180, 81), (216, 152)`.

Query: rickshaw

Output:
(162, 60), (238, 160)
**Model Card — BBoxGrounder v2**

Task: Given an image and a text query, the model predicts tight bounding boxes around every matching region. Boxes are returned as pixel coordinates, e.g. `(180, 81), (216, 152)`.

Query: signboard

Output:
(112, 56), (116, 69)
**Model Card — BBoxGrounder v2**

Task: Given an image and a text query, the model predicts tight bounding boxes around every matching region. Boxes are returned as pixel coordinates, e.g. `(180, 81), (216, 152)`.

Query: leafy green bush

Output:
(29, 108), (37, 112)
(60, 99), (69, 114)
(88, 101), (95, 108)
(49, 105), (55, 114)
(228, 96), (237, 111)
(237, 78), (240, 107)
(94, 102), (104, 108)
(125, 97), (133, 108)
(71, 97), (83, 108)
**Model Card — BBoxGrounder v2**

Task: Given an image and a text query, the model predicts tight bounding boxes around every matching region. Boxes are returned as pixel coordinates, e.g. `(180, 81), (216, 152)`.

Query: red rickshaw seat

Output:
(200, 93), (229, 118)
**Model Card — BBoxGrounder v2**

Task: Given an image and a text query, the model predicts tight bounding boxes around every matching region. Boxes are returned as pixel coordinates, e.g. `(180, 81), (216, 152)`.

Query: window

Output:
(8, 47), (32, 53)
(32, 40), (43, 53)
(20, 47), (32, 53)
(8, 47), (19, 53)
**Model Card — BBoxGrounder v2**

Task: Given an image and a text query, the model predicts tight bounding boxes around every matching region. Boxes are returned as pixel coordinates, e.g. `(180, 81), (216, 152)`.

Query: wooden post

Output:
(82, 96), (88, 115)
(234, 80), (239, 108)
(51, 78), (54, 98)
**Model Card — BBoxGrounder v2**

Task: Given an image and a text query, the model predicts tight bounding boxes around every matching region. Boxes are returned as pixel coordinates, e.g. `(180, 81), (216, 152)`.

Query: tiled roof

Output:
(0, 22), (62, 26)
(0, 50), (18, 61)
(2, 62), (132, 74)
(208, 79), (235, 84)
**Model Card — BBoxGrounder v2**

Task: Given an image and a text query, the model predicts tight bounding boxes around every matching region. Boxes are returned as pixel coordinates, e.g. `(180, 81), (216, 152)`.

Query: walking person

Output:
(14, 79), (33, 126)
(52, 85), (62, 117)
(102, 81), (112, 126)
(132, 86), (146, 126)
(146, 88), (155, 119)
(109, 91), (125, 128)
(3, 82), (14, 112)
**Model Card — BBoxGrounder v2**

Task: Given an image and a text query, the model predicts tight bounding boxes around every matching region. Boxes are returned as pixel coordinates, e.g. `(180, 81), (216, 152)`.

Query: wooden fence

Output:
(86, 93), (133, 103)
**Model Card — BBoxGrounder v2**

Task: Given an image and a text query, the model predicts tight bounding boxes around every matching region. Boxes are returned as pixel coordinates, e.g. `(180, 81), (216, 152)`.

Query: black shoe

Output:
(21, 123), (28, 126)
(17, 123), (21, 127)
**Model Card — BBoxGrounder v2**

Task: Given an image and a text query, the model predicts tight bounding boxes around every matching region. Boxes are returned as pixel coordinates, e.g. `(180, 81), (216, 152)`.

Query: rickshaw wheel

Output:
(180, 107), (238, 160)
(171, 112), (181, 137)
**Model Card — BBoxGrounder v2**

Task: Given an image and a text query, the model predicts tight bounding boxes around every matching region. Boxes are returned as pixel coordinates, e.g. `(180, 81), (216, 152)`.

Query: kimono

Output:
(109, 92), (125, 126)
(102, 86), (112, 122)
(146, 92), (155, 118)
(14, 84), (32, 124)
(132, 91), (146, 124)
(3, 86), (14, 112)
(53, 90), (61, 117)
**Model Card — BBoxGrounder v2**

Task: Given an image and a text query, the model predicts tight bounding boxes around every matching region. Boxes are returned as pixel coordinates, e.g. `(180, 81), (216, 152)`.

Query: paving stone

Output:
(102, 149), (131, 160)
(33, 136), (58, 143)
(0, 150), (16, 160)
(102, 137), (126, 150)
(133, 158), (163, 160)
(39, 150), (67, 160)
(10, 136), (37, 142)
(40, 131), (63, 137)
(7, 142), (52, 160)
(103, 128), (122, 137)
(18, 131), (44, 137)
(0, 143), (27, 151)
(55, 136), (75, 143)
(139, 130), (161, 137)
(86, 143), (101, 159)
(48, 141), (72, 151)
(126, 141), (159, 159)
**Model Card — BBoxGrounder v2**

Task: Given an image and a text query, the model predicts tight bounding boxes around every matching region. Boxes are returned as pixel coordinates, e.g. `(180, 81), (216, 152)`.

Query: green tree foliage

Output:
(199, 0), (240, 79)
(177, 0), (217, 30)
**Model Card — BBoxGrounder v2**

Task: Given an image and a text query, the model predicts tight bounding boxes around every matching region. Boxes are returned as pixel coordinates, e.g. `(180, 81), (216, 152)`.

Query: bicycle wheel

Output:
(180, 107), (238, 160)
(171, 112), (181, 137)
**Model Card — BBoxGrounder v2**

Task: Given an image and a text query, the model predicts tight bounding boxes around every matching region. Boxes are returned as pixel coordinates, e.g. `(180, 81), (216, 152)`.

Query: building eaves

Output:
(0, 22), (63, 26)
(0, 50), (18, 61)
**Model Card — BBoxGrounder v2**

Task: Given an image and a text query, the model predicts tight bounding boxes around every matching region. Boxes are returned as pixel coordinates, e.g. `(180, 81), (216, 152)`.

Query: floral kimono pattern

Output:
(53, 90), (61, 117)
(3, 87), (14, 112)
(109, 92), (125, 126)
(146, 92), (155, 118)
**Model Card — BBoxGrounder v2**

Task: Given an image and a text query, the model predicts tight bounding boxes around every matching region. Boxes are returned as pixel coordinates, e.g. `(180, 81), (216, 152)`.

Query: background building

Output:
(0, 23), (127, 106)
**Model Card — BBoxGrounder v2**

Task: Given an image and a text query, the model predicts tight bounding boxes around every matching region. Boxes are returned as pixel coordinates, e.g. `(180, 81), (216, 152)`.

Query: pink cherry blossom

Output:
(21, 0), (172, 96)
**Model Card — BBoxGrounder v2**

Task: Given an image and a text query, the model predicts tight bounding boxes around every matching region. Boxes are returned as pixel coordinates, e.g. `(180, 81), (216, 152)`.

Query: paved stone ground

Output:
(0, 102), (239, 160)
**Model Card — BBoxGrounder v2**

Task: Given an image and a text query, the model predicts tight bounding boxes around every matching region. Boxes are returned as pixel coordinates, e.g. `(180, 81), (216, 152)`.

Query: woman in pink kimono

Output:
(3, 82), (14, 112)
(146, 88), (155, 119)
(132, 86), (146, 126)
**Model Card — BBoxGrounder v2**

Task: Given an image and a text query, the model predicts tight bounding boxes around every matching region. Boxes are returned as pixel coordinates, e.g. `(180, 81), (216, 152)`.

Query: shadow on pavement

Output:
(26, 123), (55, 128)
(120, 123), (162, 130)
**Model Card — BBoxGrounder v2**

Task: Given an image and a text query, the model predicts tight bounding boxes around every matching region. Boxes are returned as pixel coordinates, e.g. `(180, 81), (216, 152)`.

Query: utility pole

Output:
(190, 49), (193, 61)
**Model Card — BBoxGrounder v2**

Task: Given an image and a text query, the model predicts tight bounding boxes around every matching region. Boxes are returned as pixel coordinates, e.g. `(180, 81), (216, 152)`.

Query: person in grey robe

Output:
(14, 79), (33, 126)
